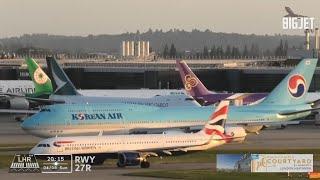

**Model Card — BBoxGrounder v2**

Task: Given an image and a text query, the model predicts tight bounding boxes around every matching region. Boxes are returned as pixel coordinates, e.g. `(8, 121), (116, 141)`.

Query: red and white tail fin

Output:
(200, 100), (229, 137)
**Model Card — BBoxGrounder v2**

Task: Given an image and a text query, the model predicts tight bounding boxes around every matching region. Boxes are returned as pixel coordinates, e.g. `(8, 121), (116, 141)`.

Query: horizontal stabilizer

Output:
(278, 107), (320, 116)
(307, 98), (320, 108)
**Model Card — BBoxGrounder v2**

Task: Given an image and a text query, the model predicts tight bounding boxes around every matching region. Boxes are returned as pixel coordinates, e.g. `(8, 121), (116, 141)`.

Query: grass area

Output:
(101, 149), (320, 167)
(0, 143), (35, 152)
(0, 143), (36, 148)
(125, 169), (306, 180)
(0, 155), (14, 169)
(0, 146), (319, 169)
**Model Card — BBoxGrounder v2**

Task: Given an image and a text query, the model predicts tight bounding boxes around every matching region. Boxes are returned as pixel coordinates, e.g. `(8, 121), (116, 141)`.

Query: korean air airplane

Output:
(176, 60), (267, 105)
(21, 59), (319, 137)
(30, 101), (246, 168)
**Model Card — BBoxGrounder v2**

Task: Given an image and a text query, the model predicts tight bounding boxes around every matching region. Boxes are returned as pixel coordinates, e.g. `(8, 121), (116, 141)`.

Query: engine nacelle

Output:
(162, 129), (185, 135)
(225, 126), (247, 143)
(117, 153), (141, 167)
(9, 97), (29, 109)
(243, 125), (264, 133)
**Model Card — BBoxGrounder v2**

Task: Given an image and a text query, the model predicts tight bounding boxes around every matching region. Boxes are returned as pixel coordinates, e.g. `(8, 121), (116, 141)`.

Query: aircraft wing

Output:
(24, 97), (65, 104)
(0, 93), (64, 104)
(0, 109), (38, 114)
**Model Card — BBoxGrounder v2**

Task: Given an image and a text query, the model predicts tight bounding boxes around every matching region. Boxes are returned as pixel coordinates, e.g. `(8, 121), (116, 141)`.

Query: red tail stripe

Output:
(204, 128), (233, 143)
(210, 106), (228, 120)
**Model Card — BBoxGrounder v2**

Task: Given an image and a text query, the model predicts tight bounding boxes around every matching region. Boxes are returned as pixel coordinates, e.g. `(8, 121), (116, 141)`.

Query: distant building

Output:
(234, 154), (251, 172)
(121, 41), (150, 57)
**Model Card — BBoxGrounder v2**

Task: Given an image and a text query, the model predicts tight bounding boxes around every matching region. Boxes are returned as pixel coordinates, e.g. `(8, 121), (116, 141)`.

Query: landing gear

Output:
(117, 162), (126, 168)
(140, 160), (150, 168)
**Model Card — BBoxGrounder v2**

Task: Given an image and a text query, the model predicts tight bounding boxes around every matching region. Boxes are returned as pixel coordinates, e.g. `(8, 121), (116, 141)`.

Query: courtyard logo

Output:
(72, 113), (123, 120)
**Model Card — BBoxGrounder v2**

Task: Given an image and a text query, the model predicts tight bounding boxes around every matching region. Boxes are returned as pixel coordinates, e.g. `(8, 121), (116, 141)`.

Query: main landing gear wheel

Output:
(117, 162), (125, 168)
(140, 161), (150, 168)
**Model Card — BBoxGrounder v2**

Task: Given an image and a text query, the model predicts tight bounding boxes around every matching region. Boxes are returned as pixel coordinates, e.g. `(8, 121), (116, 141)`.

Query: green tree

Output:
(169, 43), (177, 58)
(163, 44), (169, 58)
(231, 46), (240, 58)
(284, 40), (288, 56)
(225, 45), (231, 58)
(210, 46), (216, 59)
(242, 45), (249, 57)
(203, 46), (209, 59)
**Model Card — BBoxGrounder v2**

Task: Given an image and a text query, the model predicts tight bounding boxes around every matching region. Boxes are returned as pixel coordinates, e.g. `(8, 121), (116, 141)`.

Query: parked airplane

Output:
(1, 57), (199, 119)
(21, 59), (319, 137)
(0, 58), (57, 120)
(30, 101), (246, 168)
(176, 60), (267, 105)
(43, 56), (199, 107)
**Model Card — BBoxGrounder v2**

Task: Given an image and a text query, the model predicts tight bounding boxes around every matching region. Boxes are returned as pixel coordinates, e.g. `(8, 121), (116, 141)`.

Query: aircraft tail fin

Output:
(25, 58), (53, 97)
(260, 58), (317, 106)
(176, 60), (211, 97)
(46, 56), (80, 96)
(199, 100), (229, 137)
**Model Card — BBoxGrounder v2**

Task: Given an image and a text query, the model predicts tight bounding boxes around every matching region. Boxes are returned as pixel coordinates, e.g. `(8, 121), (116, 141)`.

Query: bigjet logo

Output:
(283, 17), (314, 30)
(72, 112), (123, 120)
(282, 7), (315, 30)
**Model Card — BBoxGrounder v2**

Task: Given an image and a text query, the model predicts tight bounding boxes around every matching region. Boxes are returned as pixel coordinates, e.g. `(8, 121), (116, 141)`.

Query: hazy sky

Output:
(1, 0), (320, 38)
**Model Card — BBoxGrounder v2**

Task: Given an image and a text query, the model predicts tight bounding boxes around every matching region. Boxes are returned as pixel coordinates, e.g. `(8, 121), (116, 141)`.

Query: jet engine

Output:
(224, 126), (247, 143)
(0, 97), (29, 110)
(117, 152), (150, 168)
(243, 125), (264, 133)
(8, 97), (30, 109)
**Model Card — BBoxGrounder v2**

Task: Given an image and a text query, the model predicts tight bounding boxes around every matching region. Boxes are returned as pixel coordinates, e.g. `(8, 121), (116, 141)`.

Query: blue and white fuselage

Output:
(50, 94), (199, 108)
(21, 102), (311, 137)
(22, 58), (318, 137)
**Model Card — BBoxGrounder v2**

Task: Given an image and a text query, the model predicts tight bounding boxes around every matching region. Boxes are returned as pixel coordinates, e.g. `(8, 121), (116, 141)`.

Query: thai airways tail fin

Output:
(46, 56), (80, 96)
(260, 58), (317, 106)
(176, 60), (212, 97)
(25, 58), (53, 98)
(199, 100), (229, 137)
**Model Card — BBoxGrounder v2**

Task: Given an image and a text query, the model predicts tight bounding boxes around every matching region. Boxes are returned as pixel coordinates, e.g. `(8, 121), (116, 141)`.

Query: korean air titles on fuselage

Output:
(72, 113), (123, 120)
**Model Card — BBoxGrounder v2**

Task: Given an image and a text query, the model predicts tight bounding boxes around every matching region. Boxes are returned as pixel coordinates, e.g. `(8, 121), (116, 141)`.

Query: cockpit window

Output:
(37, 144), (50, 147)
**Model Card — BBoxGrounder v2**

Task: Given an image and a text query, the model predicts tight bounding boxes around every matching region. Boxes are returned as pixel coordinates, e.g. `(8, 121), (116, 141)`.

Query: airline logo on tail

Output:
(288, 74), (306, 98)
(184, 74), (198, 91)
(204, 102), (229, 136)
(33, 67), (49, 85)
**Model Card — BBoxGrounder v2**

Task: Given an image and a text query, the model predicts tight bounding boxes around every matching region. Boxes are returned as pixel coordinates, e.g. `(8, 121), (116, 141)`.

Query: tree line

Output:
(161, 40), (289, 59)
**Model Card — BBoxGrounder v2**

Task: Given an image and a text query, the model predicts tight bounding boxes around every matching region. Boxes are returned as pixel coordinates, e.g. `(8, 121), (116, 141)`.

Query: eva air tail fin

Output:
(25, 58), (53, 98)
(176, 60), (212, 97)
(46, 56), (80, 96)
(260, 58), (317, 106)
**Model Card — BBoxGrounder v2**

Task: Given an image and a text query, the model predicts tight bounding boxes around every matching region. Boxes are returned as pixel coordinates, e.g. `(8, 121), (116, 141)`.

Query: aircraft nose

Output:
(29, 146), (38, 154)
(21, 118), (34, 131)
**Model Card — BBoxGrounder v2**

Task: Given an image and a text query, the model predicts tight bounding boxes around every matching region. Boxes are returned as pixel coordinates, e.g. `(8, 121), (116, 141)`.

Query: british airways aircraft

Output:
(30, 101), (246, 168)
(176, 60), (267, 105)
(21, 59), (319, 137)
